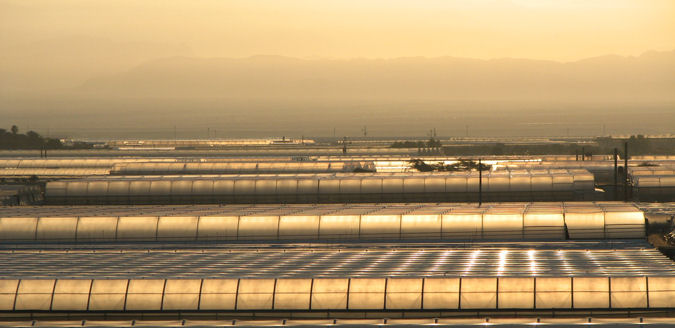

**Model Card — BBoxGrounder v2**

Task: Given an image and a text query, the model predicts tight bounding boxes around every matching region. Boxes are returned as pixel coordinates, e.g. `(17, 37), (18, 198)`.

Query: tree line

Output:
(392, 136), (675, 156)
(391, 138), (442, 148)
(0, 125), (65, 149)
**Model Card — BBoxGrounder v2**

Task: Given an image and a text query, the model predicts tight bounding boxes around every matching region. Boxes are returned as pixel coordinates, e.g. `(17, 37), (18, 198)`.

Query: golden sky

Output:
(2, 0), (673, 61)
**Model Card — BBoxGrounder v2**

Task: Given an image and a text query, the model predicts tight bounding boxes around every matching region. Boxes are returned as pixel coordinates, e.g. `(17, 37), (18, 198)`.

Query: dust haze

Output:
(1, 0), (674, 138)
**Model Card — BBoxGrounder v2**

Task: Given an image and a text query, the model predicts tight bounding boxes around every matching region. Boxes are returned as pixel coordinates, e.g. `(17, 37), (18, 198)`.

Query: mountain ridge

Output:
(78, 49), (675, 103)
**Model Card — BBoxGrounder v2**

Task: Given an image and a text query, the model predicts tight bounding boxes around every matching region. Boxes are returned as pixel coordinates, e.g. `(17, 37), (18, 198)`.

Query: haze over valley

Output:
(1, 0), (673, 138)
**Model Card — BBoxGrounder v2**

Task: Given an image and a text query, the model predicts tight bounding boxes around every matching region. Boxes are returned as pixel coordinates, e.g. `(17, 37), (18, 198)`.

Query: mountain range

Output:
(1, 50), (673, 138)
(78, 50), (675, 103)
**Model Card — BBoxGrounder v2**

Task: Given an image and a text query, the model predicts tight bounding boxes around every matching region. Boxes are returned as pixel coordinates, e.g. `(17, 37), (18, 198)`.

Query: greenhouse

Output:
(44, 170), (597, 204)
(0, 168), (110, 177)
(629, 166), (675, 177)
(110, 161), (375, 175)
(0, 147), (420, 158)
(106, 138), (315, 147)
(1, 275), (673, 311)
(0, 202), (645, 242)
(633, 176), (675, 188)
(0, 158), (175, 169)
(632, 175), (675, 202)
(0, 241), (673, 312)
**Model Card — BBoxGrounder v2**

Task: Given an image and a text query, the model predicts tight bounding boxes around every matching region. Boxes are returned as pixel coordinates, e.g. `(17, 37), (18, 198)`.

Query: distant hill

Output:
(2, 51), (674, 138)
(79, 50), (675, 102)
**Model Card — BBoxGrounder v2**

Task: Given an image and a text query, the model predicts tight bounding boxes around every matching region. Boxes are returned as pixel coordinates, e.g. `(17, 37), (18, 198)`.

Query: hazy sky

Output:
(2, 0), (674, 61)
(1, 0), (673, 138)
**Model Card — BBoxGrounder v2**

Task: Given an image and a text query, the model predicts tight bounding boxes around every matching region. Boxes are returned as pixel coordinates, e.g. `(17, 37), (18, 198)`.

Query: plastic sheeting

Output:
(0, 158), (175, 169)
(45, 170), (596, 205)
(629, 166), (675, 177)
(634, 176), (675, 188)
(106, 139), (314, 147)
(0, 168), (110, 177)
(0, 202), (644, 242)
(111, 161), (375, 175)
(1, 276), (672, 311)
(2, 246), (673, 278)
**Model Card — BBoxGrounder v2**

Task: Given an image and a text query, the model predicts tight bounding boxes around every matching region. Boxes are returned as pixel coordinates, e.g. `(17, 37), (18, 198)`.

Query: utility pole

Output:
(581, 147), (585, 161)
(342, 136), (347, 154)
(624, 142), (629, 201)
(613, 148), (618, 201)
(478, 159), (483, 207)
